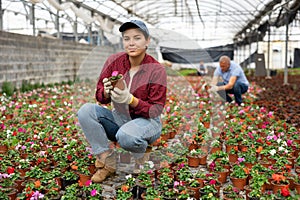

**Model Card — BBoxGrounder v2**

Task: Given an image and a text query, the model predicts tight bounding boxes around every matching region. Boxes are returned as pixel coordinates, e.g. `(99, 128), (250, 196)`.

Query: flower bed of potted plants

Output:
(2, 75), (300, 199)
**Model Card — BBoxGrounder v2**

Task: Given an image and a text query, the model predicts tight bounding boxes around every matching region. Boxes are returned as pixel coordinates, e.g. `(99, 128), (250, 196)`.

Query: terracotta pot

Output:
(271, 180), (290, 194)
(258, 160), (271, 168)
(88, 164), (96, 174)
(294, 182), (300, 194)
(199, 154), (207, 165)
(18, 168), (29, 177)
(78, 173), (92, 186)
(287, 177), (295, 190)
(188, 143), (198, 151)
(225, 145), (237, 153)
(222, 164), (231, 176)
(265, 177), (273, 190)
(228, 153), (238, 163)
(216, 168), (229, 183)
(14, 177), (25, 193)
(187, 186), (201, 199)
(6, 188), (18, 200)
(195, 177), (205, 187)
(244, 162), (254, 170)
(230, 176), (247, 190)
(187, 155), (200, 167)
(111, 75), (125, 90)
(210, 146), (222, 154)
(0, 144), (8, 153)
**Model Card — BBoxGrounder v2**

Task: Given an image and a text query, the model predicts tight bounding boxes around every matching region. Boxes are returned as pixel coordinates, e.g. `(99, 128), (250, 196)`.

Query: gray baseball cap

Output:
(119, 20), (149, 38)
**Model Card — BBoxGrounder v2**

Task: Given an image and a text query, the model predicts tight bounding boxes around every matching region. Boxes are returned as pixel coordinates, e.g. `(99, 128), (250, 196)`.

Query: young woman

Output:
(77, 20), (167, 183)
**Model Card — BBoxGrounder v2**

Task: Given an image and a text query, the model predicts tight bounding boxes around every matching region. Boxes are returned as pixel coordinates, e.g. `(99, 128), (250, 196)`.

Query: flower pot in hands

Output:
(111, 76), (125, 90)
(109, 71), (124, 90)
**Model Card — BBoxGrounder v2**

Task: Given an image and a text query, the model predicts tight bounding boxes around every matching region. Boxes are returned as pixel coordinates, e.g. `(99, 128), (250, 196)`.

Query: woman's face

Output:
(122, 28), (150, 57)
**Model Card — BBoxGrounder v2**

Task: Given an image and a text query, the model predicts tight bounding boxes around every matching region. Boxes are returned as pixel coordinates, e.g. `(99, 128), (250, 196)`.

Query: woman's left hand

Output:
(111, 81), (133, 104)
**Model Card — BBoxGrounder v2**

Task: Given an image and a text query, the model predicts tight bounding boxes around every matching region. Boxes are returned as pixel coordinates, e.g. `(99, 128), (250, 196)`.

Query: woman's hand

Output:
(111, 81), (133, 104)
(103, 78), (113, 97)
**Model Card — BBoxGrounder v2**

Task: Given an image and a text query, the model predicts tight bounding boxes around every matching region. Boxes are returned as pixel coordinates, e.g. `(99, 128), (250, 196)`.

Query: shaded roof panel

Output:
(2, 0), (297, 47)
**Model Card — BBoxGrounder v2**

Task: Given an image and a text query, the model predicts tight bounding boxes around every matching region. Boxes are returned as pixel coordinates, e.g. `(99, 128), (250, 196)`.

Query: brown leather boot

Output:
(95, 149), (113, 168)
(92, 151), (116, 183)
(91, 167), (116, 183)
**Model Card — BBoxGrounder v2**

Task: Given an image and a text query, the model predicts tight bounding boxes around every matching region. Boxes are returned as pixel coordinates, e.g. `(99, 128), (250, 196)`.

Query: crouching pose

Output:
(77, 20), (167, 183)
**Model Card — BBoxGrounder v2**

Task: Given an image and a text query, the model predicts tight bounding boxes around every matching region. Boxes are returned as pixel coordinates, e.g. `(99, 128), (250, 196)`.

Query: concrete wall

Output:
(0, 31), (116, 90)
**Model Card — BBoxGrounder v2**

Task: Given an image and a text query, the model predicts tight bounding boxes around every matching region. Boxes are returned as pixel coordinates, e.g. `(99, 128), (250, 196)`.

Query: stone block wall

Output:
(0, 31), (116, 90)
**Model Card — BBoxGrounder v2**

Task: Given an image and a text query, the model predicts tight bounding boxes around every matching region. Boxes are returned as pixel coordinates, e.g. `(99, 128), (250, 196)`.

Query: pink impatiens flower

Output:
(91, 189), (97, 196)
(111, 71), (119, 76)
(85, 180), (92, 186)
(238, 157), (245, 163)
(174, 181), (179, 187)
(287, 140), (293, 146)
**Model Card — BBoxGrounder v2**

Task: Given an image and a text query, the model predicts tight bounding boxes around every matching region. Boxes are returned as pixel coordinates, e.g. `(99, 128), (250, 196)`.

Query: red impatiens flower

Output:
(6, 167), (15, 174)
(281, 187), (290, 197)
(67, 155), (72, 161)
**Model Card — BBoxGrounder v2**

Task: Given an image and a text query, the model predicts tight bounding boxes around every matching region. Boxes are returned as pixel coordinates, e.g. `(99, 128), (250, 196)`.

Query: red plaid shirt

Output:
(96, 52), (167, 119)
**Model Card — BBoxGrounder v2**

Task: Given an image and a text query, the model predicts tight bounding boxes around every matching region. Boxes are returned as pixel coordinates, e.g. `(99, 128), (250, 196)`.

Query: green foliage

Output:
(1, 81), (15, 96)
(230, 164), (248, 178)
(178, 68), (198, 76)
(62, 171), (79, 181)
(61, 183), (80, 200)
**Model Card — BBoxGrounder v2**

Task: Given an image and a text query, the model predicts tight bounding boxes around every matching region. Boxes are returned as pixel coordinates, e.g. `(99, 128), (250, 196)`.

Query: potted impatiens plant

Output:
(61, 171), (79, 190)
(230, 164), (249, 190)
(83, 180), (103, 200)
(271, 173), (290, 194)
(142, 187), (161, 200)
(108, 71), (124, 89)
(116, 184), (133, 200)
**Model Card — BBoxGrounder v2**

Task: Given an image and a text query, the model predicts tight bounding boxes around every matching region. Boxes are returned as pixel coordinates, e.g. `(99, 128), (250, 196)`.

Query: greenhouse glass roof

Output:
(1, 0), (299, 47)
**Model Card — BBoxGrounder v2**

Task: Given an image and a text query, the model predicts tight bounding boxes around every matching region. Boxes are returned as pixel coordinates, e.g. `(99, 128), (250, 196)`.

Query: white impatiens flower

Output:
(147, 161), (154, 169)
(125, 174), (132, 180)
(278, 146), (286, 152)
(59, 116), (63, 121)
(269, 149), (276, 156)
(190, 149), (197, 155)
(282, 141), (287, 146)
(277, 138), (282, 144)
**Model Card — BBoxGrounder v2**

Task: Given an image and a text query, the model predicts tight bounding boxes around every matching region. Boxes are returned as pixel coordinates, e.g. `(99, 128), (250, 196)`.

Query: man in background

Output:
(209, 56), (249, 105)
(197, 60), (208, 76)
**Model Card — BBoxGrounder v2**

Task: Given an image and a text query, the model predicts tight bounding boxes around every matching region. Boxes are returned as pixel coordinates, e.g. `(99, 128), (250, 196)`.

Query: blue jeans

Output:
(77, 103), (162, 158)
(217, 82), (248, 105)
